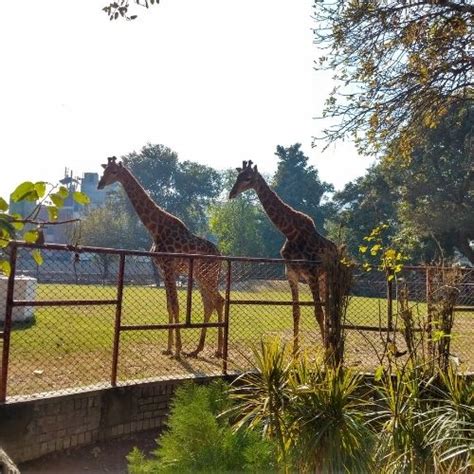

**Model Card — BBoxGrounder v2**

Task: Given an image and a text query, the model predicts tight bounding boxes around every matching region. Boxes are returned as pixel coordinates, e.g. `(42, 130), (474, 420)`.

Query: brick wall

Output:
(0, 375), (223, 464)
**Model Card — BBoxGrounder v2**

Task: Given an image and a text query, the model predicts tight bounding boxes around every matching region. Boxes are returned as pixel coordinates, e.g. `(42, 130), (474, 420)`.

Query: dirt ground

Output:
(18, 429), (161, 474)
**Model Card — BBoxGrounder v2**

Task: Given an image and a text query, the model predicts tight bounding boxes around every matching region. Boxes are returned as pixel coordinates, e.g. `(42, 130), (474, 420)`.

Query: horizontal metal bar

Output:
(120, 322), (226, 331)
(229, 299), (325, 307)
(9, 241), (322, 265)
(341, 324), (421, 332)
(454, 306), (474, 312)
(12, 299), (118, 307)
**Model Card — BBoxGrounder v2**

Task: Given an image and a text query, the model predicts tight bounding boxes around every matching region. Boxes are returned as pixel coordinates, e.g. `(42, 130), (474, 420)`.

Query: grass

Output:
(4, 282), (473, 398)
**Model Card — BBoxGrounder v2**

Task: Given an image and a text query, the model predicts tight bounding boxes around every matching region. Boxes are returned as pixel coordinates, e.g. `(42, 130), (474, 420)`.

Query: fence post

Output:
(111, 253), (126, 387)
(387, 271), (394, 342)
(425, 266), (433, 360)
(185, 257), (194, 325)
(222, 260), (231, 375)
(0, 244), (18, 403)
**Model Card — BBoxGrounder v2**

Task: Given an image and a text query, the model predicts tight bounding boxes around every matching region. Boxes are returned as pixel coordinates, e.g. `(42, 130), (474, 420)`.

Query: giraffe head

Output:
(98, 156), (124, 189)
(229, 160), (259, 199)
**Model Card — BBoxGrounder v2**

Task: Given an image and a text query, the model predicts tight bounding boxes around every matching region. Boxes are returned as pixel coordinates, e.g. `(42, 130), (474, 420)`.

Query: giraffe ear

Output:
(101, 164), (107, 169)
(118, 162), (123, 167)
(253, 165), (258, 173)
(236, 167), (242, 172)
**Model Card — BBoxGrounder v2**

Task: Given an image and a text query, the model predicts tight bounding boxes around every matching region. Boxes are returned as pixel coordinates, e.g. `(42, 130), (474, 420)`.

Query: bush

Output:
(127, 380), (276, 473)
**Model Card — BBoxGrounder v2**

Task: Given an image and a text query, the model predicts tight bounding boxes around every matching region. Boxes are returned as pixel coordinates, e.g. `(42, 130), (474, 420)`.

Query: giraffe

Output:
(229, 160), (336, 352)
(98, 156), (224, 359)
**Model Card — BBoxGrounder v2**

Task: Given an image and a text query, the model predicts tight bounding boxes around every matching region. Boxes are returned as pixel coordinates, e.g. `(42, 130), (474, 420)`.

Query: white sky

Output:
(0, 0), (372, 200)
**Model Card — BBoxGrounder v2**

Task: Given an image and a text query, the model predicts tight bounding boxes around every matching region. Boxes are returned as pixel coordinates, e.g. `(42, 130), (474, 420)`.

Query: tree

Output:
(331, 104), (473, 265)
(313, 0), (474, 156)
(329, 165), (399, 259)
(122, 144), (222, 234)
(209, 171), (267, 257)
(260, 144), (334, 257)
(387, 103), (474, 264)
(77, 203), (135, 280)
(103, 187), (152, 251)
(102, 0), (160, 21)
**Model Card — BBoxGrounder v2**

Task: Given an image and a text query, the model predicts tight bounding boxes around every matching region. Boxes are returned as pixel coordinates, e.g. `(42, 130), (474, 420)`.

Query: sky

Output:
(0, 0), (373, 200)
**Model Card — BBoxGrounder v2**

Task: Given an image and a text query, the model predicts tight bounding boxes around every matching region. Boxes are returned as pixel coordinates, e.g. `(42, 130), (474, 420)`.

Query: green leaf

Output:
(57, 186), (69, 199)
(46, 206), (58, 221)
(34, 182), (47, 198)
(73, 191), (90, 205)
(9, 214), (24, 231)
(432, 330), (446, 342)
(24, 190), (39, 202)
(359, 245), (368, 254)
(0, 216), (15, 237)
(384, 248), (397, 260)
(0, 260), (11, 276)
(0, 238), (9, 249)
(387, 274), (394, 281)
(50, 193), (64, 208)
(32, 249), (43, 266)
(23, 230), (39, 243)
(370, 244), (381, 255)
(11, 181), (35, 202)
(374, 365), (384, 382)
(0, 197), (8, 211)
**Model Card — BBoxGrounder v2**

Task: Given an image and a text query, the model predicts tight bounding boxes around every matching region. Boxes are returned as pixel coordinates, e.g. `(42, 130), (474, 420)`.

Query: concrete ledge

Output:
(0, 374), (226, 464)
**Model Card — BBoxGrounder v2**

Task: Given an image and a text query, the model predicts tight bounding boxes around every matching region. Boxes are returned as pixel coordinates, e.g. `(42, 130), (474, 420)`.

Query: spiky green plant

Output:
(229, 337), (293, 465)
(230, 337), (374, 472)
(371, 363), (436, 473)
(422, 367), (473, 473)
(286, 357), (375, 473)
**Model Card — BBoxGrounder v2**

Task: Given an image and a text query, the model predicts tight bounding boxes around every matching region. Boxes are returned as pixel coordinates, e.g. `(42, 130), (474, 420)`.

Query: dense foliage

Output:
(127, 380), (276, 473)
(313, 0), (474, 156)
(228, 338), (473, 473)
(330, 103), (473, 264)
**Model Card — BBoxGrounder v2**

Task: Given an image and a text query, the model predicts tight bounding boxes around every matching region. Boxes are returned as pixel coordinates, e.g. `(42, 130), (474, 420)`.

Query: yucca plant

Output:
(229, 337), (293, 466)
(371, 362), (436, 473)
(422, 367), (473, 473)
(230, 338), (374, 472)
(286, 357), (375, 473)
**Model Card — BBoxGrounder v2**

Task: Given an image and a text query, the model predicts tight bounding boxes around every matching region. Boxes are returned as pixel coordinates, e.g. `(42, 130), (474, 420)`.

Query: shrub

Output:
(230, 338), (374, 472)
(127, 380), (276, 473)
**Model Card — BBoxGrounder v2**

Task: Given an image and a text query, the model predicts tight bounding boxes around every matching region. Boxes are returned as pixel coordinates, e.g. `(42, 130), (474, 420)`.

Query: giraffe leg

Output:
(309, 276), (325, 345)
(186, 286), (213, 358)
(162, 267), (181, 358)
(288, 277), (300, 355)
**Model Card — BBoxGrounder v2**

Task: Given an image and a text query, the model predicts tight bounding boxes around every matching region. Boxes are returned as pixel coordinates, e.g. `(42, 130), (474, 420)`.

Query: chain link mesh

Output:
(1, 244), (472, 400)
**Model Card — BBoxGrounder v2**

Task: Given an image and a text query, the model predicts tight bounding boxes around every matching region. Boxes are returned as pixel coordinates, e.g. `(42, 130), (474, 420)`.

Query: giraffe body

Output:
(98, 157), (224, 358)
(229, 160), (336, 351)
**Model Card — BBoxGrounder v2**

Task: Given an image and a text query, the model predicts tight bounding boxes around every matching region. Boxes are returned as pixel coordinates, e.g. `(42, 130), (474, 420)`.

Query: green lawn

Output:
(4, 282), (473, 398)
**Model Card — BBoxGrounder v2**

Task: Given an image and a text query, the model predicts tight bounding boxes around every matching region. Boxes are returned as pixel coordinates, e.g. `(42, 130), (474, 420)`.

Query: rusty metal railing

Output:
(0, 241), (325, 402)
(1, 241), (473, 402)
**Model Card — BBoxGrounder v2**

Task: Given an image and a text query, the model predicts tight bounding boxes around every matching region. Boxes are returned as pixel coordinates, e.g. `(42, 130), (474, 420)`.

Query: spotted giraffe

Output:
(229, 160), (336, 351)
(98, 157), (224, 359)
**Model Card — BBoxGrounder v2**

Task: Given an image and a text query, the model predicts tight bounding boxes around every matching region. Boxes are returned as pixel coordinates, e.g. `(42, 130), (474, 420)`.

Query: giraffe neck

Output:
(254, 173), (311, 239)
(118, 167), (186, 238)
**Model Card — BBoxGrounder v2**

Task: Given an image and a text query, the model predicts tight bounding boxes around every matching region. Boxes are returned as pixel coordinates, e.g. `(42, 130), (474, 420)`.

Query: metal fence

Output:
(1, 242), (473, 401)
